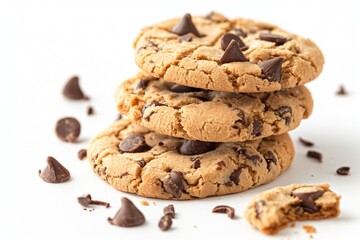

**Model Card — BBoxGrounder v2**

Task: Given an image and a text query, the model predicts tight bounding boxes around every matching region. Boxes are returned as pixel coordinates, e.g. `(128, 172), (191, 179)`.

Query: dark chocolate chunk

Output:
(233, 28), (247, 37)
(307, 151), (323, 162)
(276, 106), (292, 125)
(179, 33), (193, 42)
(216, 161), (226, 170)
(212, 205), (235, 219)
(238, 149), (262, 166)
(77, 194), (110, 208)
(163, 204), (175, 219)
(230, 168), (241, 185)
(169, 83), (200, 93)
(108, 197), (145, 227)
(55, 117), (81, 143)
(172, 13), (202, 37)
(158, 215), (172, 231)
(291, 189), (324, 213)
(142, 102), (166, 121)
(163, 171), (184, 199)
(87, 106), (94, 116)
(258, 57), (284, 82)
(134, 79), (150, 90)
(78, 149), (87, 160)
(255, 200), (266, 218)
(263, 151), (277, 171)
(336, 166), (350, 176)
(63, 76), (89, 100)
(259, 32), (288, 45)
(299, 137), (314, 147)
(191, 159), (201, 169)
(220, 40), (248, 64)
(336, 85), (347, 95)
(251, 120), (263, 136)
(119, 134), (150, 153)
(38, 156), (70, 183)
(136, 160), (146, 167)
(221, 33), (246, 50)
(234, 110), (246, 125)
(179, 140), (216, 155)
(116, 114), (123, 120)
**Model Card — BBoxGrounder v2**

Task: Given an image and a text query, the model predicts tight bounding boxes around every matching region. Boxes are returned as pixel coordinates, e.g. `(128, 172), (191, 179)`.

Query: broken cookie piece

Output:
(244, 184), (341, 235)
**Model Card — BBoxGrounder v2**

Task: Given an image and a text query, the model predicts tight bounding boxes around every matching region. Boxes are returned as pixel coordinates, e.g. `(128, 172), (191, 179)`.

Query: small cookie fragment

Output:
(39, 156), (70, 183)
(108, 197), (145, 227)
(63, 76), (89, 100)
(244, 184), (341, 235)
(212, 205), (235, 219)
(55, 117), (81, 143)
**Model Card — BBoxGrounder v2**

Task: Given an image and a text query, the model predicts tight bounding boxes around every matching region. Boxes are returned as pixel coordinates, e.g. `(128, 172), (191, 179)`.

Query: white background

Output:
(1, 0), (360, 239)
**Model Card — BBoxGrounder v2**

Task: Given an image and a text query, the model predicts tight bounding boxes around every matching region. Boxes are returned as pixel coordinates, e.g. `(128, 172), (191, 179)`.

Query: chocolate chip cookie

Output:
(244, 184), (341, 235)
(115, 72), (313, 142)
(134, 12), (324, 93)
(87, 119), (294, 200)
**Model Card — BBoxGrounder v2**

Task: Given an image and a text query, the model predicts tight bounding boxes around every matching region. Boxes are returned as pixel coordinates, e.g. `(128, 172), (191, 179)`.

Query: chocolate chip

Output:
(120, 172), (129, 178)
(234, 110), (246, 125)
(220, 40), (248, 64)
(251, 120), (263, 137)
(116, 114), (123, 120)
(136, 160), (146, 167)
(233, 28), (247, 37)
(158, 215), (172, 231)
(336, 85), (347, 95)
(63, 76), (89, 100)
(134, 79), (150, 90)
(191, 159), (201, 169)
(291, 189), (324, 213)
(276, 106), (292, 125)
(216, 161), (226, 170)
(307, 151), (323, 162)
(172, 13), (202, 37)
(163, 171), (184, 199)
(169, 83), (200, 93)
(179, 33), (193, 42)
(163, 204), (175, 219)
(142, 102), (166, 121)
(77, 194), (110, 208)
(262, 151), (277, 171)
(78, 149), (87, 160)
(108, 197), (145, 227)
(258, 57), (284, 82)
(87, 106), (94, 116)
(336, 166), (350, 176)
(259, 32), (288, 45)
(179, 140), (216, 155)
(38, 156), (70, 183)
(221, 33), (246, 51)
(119, 134), (150, 153)
(230, 168), (241, 185)
(255, 200), (266, 218)
(55, 117), (81, 143)
(299, 137), (314, 147)
(212, 205), (235, 219)
(238, 149), (262, 165)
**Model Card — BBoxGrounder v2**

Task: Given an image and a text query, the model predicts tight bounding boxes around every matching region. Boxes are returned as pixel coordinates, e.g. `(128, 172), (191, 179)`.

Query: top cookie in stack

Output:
(133, 12), (324, 93)
(116, 12), (322, 142)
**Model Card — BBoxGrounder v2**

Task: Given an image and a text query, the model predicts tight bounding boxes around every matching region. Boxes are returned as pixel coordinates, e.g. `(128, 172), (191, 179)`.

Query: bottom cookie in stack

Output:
(87, 119), (294, 200)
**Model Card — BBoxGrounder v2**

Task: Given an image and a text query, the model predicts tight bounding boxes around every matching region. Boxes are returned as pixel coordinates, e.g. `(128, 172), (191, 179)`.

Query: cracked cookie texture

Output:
(244, 184), (341, 235)
(134, 12), (324, 93)
(87, 119), (294, 200)
(115, 72), (313, 142)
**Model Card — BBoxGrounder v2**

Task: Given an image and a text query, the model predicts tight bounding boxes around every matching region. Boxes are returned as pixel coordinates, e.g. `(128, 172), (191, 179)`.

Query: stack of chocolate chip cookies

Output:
(88, 12), (323, 200)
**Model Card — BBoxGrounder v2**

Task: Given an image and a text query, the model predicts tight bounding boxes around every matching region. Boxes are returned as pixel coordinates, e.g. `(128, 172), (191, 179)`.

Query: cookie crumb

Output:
(290, 222), (296, 227)
(303, 225), (316, 234)
(140, 200), (149, 206)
